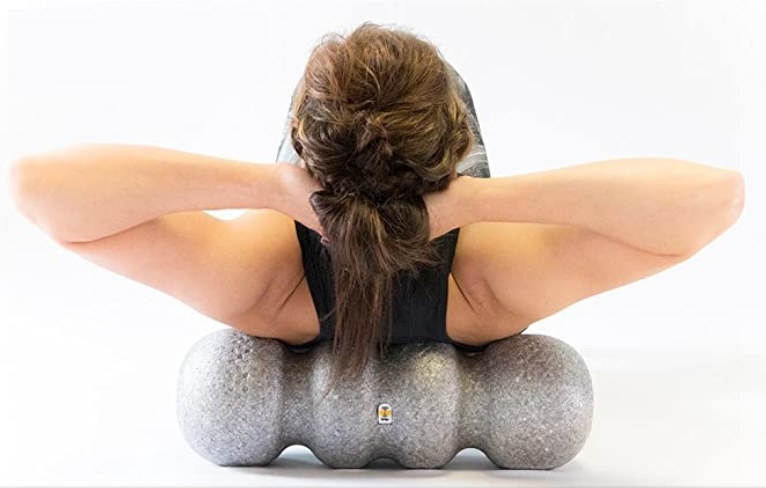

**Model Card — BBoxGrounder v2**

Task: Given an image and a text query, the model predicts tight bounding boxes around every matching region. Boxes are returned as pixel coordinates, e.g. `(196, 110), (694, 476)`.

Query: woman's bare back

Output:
(265, 212), (523, 348)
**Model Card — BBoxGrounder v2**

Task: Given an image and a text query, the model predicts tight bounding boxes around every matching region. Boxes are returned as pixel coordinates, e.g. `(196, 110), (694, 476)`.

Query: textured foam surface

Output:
(176, 329), (593, 469)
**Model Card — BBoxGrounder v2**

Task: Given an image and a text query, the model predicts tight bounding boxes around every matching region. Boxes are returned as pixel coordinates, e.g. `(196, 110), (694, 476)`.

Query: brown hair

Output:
(289, 22), (475, 397)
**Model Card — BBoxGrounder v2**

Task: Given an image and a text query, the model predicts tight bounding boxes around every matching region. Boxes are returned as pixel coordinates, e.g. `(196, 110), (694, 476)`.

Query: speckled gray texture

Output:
(176, 329), (593, 469)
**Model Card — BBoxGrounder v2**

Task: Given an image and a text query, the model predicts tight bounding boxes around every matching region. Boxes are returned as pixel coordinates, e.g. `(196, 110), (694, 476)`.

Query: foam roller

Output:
(176, 329), (593, 469)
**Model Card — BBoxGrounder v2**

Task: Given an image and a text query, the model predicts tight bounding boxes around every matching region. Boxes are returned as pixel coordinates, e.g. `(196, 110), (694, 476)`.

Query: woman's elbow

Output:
(687, 170), (745, 255)
(7, 157), (38, 215)
(6, 157), (62, 239)
(723, 170), (746, 227)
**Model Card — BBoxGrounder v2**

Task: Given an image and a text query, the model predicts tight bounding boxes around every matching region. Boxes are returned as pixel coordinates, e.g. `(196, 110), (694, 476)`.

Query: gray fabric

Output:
(176, 329), (594, 469)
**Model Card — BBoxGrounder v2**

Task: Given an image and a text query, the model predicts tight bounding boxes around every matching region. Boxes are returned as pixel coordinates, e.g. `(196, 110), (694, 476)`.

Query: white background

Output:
(1, 1), (764, 486)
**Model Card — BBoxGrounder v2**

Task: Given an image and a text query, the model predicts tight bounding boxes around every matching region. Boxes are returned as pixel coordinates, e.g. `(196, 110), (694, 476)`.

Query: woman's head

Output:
(289, 22), (475, 397)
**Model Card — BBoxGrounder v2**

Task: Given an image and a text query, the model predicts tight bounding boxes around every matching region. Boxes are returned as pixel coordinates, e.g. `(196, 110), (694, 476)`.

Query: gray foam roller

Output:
(176, 329), (593, 469)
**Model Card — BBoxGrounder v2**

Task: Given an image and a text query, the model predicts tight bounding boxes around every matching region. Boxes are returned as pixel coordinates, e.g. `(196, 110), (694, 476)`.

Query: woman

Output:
(8, 22), (744, 394)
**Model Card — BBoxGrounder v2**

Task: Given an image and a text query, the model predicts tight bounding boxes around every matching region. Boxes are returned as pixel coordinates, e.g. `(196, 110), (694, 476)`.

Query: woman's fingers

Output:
(272, 164), (326, 236)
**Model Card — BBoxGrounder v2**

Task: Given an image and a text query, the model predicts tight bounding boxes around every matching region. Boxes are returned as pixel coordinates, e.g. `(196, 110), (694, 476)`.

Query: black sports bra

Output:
(288, 220), (490, 354)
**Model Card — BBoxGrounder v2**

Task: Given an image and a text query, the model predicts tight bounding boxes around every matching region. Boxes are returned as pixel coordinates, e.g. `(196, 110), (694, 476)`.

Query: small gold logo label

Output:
(377, 403), (392, 424)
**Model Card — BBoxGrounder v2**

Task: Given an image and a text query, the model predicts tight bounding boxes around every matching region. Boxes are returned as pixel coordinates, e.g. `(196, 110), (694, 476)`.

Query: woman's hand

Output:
(269, 164), (482, 243)
(423, 175), (482, 240)
(269, 163), (327, 238)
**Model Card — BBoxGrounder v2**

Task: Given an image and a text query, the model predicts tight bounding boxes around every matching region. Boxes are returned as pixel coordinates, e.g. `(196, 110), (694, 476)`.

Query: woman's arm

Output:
(8, 143), (277, 242)
(464, 157), (745, 256)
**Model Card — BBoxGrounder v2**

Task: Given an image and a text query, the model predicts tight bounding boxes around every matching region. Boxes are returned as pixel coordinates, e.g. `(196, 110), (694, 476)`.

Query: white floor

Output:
(1, 320), (764, 488)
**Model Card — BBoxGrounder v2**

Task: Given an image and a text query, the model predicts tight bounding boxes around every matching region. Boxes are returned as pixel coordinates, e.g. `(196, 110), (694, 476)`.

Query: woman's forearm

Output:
(9, 143), (275, 242)
(469, 157), (745, 256)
